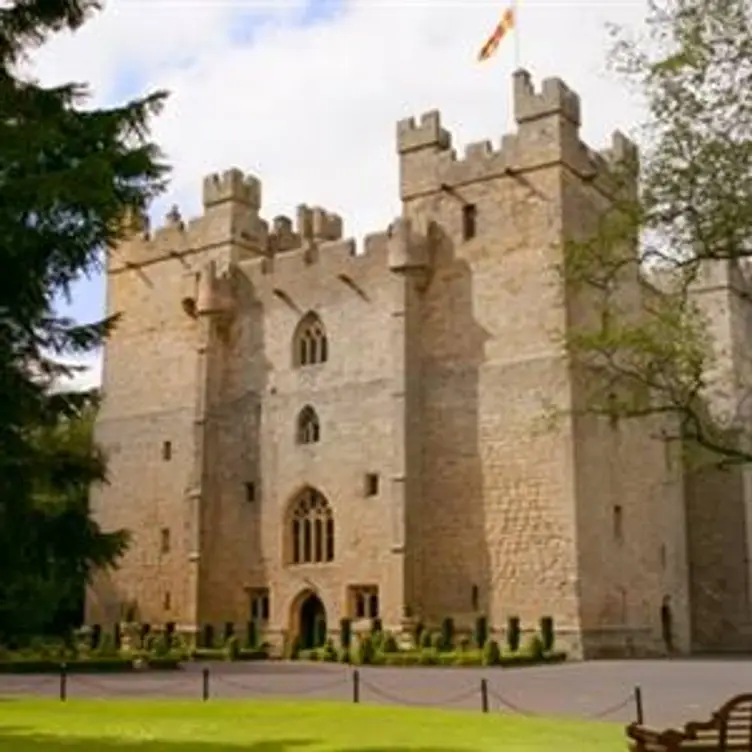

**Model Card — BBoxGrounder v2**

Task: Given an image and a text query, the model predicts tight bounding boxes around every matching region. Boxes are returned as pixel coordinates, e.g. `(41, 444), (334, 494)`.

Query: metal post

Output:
(480, 678), (489, 713)
(352, 669), (360, 703)
(634, 685), (644, 724)
(202, 667), (210, 701)
(59, 663), (67, 702)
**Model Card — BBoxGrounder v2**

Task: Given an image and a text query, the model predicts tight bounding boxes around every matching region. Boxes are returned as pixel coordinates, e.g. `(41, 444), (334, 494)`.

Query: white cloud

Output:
(28, 0), (650, 388)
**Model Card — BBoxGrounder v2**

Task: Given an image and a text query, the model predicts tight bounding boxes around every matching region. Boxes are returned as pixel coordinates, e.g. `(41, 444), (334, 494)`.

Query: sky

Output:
(25, 0), (650, 390)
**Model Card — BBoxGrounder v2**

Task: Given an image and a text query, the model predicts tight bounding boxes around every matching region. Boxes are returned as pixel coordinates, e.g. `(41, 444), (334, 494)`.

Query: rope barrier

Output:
(0, 663), (645, 722)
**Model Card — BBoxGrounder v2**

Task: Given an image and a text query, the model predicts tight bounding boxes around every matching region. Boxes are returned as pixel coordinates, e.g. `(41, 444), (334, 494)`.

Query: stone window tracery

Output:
(297, 405), (320, 444)
(293, 312), (328, 367)
(289, 488), (334, 565)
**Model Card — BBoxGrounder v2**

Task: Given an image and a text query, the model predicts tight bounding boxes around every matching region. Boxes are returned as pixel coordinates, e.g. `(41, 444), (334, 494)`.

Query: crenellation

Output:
(597, 131), (639, 173)
(463, 140), (494, 161)
(513, 68), (581, 127)
(270, 214), (299, 252)
(202, 168), (261, 209)
(396, 110), (453, 155)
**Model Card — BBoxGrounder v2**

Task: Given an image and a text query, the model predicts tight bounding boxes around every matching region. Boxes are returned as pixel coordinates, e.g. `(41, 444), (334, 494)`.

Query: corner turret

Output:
(202, 168), (261, 210)
(512, 68), (581, 127)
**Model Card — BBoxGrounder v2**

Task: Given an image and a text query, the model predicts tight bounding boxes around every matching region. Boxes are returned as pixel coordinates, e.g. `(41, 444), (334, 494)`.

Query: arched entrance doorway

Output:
(298, 591), (327, 649)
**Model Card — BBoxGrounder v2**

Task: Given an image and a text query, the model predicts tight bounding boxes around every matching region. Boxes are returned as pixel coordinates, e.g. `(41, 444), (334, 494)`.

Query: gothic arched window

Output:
(289, 488), (334, 565)
(296, 405), (320, 444)
(293, 312), (328, 367)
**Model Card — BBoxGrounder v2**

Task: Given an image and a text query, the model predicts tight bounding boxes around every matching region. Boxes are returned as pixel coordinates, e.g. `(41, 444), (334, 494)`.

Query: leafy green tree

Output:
(0, 0), (169, 640)
(561, 0), (752, 466)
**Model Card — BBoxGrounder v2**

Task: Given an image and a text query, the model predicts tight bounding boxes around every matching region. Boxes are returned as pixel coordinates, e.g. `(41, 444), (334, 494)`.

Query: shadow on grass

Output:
(0, 729), (481, 752)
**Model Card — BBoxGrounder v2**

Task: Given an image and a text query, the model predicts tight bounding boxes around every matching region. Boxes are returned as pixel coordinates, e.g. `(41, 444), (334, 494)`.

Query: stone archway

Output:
(294, 590), (327, 649)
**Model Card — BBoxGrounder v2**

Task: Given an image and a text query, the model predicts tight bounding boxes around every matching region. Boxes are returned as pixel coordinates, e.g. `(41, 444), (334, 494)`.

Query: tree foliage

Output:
(0, 0), (169, 640)
(562, 0), (752, 466)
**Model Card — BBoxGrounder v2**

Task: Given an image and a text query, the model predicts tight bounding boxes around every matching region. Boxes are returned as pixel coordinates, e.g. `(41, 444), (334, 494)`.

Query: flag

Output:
(477, 7), (515, 62)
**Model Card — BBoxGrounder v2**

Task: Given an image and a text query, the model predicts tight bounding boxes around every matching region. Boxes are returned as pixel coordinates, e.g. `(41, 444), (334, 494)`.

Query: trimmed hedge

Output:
(0, 656), (182, 674)
(295, 644), (566, 668)
(190, 647), (268, 662)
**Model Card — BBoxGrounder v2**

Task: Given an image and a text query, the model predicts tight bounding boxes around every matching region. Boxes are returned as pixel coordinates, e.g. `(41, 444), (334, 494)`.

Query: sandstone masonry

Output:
(86, 69), (752, 658)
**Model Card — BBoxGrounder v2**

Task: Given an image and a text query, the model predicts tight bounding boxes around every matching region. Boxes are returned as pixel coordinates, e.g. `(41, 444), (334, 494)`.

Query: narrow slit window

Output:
(365, 473), (380, 497)
(462, 204), (477, 240)
(162, 441), (172, 461)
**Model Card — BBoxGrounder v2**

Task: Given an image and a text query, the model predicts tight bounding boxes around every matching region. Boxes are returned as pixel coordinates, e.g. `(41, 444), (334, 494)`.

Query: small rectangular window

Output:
(160, 527), (170, 554)
(349, 585), (379, 619)
(163, 591), (171, 611)
(365, 473), (379, 497)
(245, 482), (256, 503)
(162, 441), (172, 461)
(462, 204), (477, 240)
(249, 588), (270, 623)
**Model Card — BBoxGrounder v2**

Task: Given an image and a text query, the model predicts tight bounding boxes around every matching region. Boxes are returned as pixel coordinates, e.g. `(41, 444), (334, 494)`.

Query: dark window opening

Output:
(365, 473), (379, 497)
(160, 527), (170, 554)
(163, 591), (171, 610)
(613, 505), (624, 542)
(462, 204), (477, 240)
(245, 482), (256, 503)
(162, 441), (172, 461)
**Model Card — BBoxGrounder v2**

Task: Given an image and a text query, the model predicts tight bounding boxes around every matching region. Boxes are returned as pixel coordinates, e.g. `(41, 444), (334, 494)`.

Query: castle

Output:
(86, 68), (752, 658)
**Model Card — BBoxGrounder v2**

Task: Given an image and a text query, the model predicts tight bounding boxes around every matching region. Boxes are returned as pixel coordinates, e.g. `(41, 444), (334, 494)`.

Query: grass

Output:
(0, 698), (622, 751)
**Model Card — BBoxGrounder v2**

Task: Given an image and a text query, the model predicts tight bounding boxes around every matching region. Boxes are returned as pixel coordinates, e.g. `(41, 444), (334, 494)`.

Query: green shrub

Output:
(224, 622), (234, 643)
(246, 621), (257, 649)
(371, 617), (383, 634)
(96, 632), (118, 658)
(474, 615), (488, 649)
(380, 632), (398, 654)
(482, 639), (502, 666)
(202, 624), (214, 649)
(288, 636), (301, 661)
(340, 618), (352, 651)
(354, 634), (375, 665)
(412, 621), (424, 648)
(420, 629), (432, 650)
(458, 636), (471, 652)
(525, 634), (545, 660)
(418, 648), (438, 665)
(440, 618), (454, 651)
(224, 635), (240, 661)
(151, 633), (171, 658)
(539, 616), (554, 652)
(506, 616), (521, 653)
(430, 631), (443, 651)
(321, 639), (338, 662)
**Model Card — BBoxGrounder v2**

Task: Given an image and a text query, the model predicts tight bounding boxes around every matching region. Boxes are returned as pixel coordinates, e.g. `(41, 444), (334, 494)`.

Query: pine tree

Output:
(0, 0), (169, 640)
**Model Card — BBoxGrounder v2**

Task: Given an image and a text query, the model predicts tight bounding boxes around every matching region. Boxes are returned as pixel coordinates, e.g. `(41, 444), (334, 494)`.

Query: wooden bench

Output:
(626, 694), (752, 751)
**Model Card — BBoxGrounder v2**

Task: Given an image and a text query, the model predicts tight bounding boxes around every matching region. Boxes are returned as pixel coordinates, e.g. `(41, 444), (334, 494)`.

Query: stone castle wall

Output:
(87, 68), (751, 657)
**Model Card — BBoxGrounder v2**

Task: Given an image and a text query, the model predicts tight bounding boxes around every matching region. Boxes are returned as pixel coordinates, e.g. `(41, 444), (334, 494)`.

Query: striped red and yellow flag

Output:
(477, 7), (515, 62)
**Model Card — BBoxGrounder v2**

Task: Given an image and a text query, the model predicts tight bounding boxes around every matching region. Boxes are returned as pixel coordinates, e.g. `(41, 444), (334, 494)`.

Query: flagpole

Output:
(513, 0), (521, 70)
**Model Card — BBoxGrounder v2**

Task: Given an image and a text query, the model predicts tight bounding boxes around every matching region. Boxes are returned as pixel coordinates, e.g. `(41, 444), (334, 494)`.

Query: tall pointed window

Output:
(293, 312), (328, 367)
(297, 405), (321, 444)
(289, 487), (334, 565)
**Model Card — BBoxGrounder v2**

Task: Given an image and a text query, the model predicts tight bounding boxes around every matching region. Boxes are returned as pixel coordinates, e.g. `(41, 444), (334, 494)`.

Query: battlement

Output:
(396, 110), (453, 155)
(513, 68), (581, 126)
(296, 204), (344, 242)
(397, 69), (637, 201)
(203, 168), (261, 209)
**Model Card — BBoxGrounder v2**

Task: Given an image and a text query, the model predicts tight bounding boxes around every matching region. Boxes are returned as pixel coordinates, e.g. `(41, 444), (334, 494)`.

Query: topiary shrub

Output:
(224, 635), (240, 661)
(430, 631), (443, 651)
(355, 634), (375, 665)
(321, 639), (338, 662)
(380, 632), (398, 654)
(525, 634), (545, 660)
(482, 639), (502, 666)
(420, 629), (433, 650)
(506, 616), (521, 653)
(140, 623), (151, 649)
(474, 615), (488, 649)
(339, 618), (352, 651)
(151, 633), (171, 658)
(539, 616), (554, 652)
(113, 624), (122, 650)
(202, 624), (214, 649)
(224, 622), (234, 643)
(440, 617), (454, 651)
(246, 620), (257, 649)
(412, 621), (424, 648)
(90, 624), (102, 650)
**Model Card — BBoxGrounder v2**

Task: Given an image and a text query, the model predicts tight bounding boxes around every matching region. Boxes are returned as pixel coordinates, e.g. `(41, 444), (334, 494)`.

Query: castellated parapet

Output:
(396, 69), (637, 201)
(202, 168), (261, 209)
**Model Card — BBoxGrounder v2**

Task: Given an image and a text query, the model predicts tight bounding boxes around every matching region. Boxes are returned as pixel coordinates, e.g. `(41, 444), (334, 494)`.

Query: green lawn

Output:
(0, 698), (622, 751)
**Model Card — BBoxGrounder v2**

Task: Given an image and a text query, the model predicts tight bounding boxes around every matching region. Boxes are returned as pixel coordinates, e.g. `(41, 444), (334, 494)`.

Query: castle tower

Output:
(395, 69), (690, 657)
